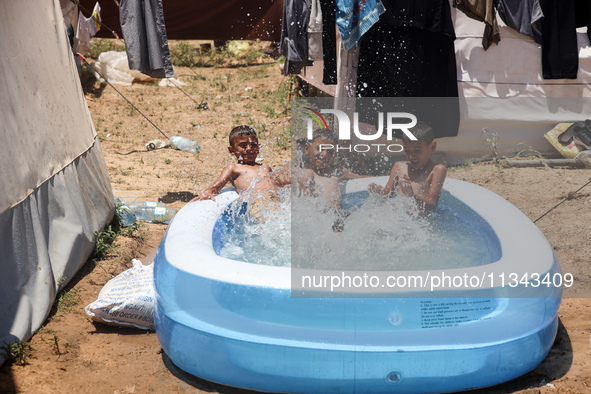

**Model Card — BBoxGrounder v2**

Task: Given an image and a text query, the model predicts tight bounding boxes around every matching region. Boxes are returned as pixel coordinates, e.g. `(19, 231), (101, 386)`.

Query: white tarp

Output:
(437, 7), (591, 162)
(0, 0), (114, 361)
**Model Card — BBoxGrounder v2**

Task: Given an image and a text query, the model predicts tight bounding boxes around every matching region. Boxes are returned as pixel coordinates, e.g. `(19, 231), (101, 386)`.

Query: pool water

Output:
(213, 190), (502, 271)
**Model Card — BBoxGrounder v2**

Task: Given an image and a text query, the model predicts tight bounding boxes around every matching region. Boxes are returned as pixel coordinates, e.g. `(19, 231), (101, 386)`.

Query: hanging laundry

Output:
(120, 0), (174, 79)
(337, 0), (386, 51)
(452, 0), (500, 50)
(356, 0), (459, 138)
(495, 0), (543, 44)
(307, 0), (323, 61)
(76, 2), (101, 54)
(280, 0), (313, 75)
(320, 0), (338, 84)
(539, 0), (591, 79)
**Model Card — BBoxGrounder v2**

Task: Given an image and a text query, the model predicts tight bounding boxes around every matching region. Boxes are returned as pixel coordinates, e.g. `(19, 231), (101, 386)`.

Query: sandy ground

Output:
(1, 41), (591, 393)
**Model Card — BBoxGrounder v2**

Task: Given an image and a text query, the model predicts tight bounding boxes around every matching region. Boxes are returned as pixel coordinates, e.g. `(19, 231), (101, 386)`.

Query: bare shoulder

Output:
(261, 163), (273, 173)
(429, 163), (447, 184)
(432, 163), (447, 175)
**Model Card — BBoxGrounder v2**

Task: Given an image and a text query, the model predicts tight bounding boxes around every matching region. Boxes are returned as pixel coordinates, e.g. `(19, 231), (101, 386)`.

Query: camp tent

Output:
(0, 0), (114, 363)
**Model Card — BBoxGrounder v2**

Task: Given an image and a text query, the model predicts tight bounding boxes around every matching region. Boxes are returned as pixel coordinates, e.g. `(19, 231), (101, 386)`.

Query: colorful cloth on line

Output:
(336, 0), (386, 51)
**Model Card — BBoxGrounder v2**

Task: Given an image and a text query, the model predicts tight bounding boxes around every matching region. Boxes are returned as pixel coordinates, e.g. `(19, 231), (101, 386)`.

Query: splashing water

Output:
(218, 188), (500, 271)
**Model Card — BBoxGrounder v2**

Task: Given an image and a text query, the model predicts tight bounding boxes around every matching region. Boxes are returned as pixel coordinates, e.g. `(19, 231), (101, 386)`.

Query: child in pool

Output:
(295, 130), (368, 230)
(191, 125), (291, 222)
(191, 125), (276, 201)
(368, 122), (447, 212)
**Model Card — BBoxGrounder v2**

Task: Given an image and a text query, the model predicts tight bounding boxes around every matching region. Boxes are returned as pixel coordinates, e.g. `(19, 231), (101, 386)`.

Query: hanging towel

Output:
(452, 0), (500, 50)
(336, 0), (386, 51)
(120, 0), (173, 79)
(308, 0), (323, 60)
(76, 2), (101, 54)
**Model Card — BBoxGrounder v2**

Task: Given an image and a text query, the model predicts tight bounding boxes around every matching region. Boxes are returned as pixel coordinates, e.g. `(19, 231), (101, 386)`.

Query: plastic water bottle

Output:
(127, 201), (167, 208)
(116, 204), (137, 227)
(128, 205), (177, 224)
(169, 136), (200, 153)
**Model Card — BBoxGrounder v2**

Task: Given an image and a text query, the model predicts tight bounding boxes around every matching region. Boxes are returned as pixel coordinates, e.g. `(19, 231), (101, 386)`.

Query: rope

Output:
(166, 78), (209, 110)
(70, 0), (208, 107)
(534, 178), (591, 223)
(78, 54), (170, 140)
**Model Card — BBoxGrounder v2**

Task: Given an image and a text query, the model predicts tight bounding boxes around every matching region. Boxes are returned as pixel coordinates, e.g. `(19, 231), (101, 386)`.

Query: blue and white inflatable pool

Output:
(154, 177), (561, 394)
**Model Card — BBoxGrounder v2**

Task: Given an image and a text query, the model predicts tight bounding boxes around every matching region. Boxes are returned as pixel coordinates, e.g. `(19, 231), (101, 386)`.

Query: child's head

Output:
(401, 122), (436, 170)
(304, 129), (338, 171)
(228, 125), (259, 164)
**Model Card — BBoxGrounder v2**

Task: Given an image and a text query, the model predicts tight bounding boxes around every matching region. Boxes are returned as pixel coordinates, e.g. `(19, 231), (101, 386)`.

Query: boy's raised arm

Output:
(339, 168), (370, 180)
(191, 164), (237, 201)
(368, 161), (404, 197)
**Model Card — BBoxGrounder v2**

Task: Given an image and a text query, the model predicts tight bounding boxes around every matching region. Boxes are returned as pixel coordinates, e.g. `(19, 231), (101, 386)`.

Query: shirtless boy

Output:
(191, 125), (274, 201)
(296, 130), (367, 208)
(368, 123), (447, 212)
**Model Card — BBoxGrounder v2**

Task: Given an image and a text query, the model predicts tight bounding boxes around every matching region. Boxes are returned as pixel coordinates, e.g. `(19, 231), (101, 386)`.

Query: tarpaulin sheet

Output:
(0, 0), (114, 361)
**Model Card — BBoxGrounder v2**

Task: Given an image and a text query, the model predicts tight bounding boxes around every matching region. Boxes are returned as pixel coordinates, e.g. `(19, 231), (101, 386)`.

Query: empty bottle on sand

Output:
(127, 201), (166, 208)
(128, 205), (177, 224)
(116, 204), (137, 227)
(169, 136), (200, 153)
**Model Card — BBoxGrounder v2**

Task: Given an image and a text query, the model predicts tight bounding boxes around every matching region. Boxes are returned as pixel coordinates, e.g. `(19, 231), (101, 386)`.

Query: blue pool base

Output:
(154, 179), (562, 393)
(156, 296), (558, 394)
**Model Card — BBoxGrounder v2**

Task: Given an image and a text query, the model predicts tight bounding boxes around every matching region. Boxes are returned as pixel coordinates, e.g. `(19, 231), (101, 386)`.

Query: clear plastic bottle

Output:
(116, 204), (137, 226)
(126, 201), (167, 208)
(128, 205), (177, 224)
(169, 136), (200, 153)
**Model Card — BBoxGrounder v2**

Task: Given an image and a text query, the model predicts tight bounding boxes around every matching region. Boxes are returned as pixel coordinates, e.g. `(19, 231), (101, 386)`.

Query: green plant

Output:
(2, 341), (32, 366)
(57, 288), (81, 314)
(86, 38), (124, 59)
(92, 225), (117, 259)
(170, 41), (199, 67)
(481, 127), (501, 159)
(119, 222), (143, 238)
(515, 142), (543, 159)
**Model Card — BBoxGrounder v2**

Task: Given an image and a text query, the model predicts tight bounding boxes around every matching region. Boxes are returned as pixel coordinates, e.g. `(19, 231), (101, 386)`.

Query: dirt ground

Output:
(1, 40), (591, 393)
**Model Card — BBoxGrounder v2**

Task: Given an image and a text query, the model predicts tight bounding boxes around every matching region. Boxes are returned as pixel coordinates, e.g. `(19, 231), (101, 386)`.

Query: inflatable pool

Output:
(153, 177), (562, 394)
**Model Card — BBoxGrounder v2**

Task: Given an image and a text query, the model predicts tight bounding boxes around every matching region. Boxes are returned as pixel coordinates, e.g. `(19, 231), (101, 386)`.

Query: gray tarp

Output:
(0, 0), (114, 362)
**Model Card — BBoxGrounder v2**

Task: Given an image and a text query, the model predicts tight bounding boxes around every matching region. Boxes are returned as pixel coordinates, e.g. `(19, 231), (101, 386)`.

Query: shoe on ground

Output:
(573, 119), (591, 149)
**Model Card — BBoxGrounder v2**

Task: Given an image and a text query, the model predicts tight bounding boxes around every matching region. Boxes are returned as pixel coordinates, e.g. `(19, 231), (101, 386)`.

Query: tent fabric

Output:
(80, 0), (283, 42)
(0, 0), (99, 214)
(454, 7), (591, 97)
(0, 138), (114, 356)
(0, 0), (114, 361)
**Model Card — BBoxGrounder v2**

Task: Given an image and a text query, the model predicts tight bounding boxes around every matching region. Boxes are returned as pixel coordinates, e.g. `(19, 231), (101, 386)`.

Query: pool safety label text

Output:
(297, 271), (574, 292)
(420, 299), (493, 328)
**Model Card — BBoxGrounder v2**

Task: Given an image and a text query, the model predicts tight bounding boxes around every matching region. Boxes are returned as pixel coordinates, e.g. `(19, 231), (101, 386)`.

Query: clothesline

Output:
(69, 0), (208, 142)
(70, 0), (209, 83)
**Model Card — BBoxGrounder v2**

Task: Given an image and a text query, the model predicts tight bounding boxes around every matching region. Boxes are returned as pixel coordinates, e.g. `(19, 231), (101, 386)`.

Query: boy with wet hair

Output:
(191, 125), (273, 201)
(368, 122), (447, 212)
